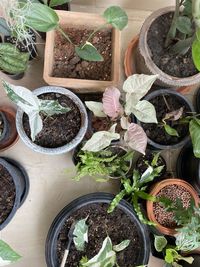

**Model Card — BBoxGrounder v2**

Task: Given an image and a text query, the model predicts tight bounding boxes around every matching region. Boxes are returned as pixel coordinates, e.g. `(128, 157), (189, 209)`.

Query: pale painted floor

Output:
(0, 1), (195, 267)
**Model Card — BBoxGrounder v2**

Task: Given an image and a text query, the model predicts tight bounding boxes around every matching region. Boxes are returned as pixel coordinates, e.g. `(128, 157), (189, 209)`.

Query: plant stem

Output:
(87, 23), (108, 43)
(193, 0), (200, 28)
(162, 95), (171, 110)
(57, 26), (74, 45)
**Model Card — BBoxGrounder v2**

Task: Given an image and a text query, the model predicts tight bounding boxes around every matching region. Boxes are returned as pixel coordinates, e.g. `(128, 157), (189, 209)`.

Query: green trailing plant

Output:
(108, 154), (164, 226)
(0, 240), (21, 266)
(2, 80), (70, 141)
(83, 74), (158, 155)
(74, 148), (134, 181)
(23, 2), (128, 61)
(165, 0), (200, 71)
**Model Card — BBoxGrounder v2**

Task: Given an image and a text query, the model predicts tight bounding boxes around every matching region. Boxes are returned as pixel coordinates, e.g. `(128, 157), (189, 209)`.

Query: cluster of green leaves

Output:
(108, 154), (164, 225)
(165, 0), (200, 71)
(74, 148), (133, 181)
(0, 240), (21, 266)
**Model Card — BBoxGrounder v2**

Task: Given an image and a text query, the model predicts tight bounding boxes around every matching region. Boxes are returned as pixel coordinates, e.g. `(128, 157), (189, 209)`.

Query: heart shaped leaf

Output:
(85, 101), (106, 117)
(0, 240), (21, 265)
(154, 235), (167, 252)
(103, 6), (128, 30)
(132, 100), (158, 123)
(75, 42), (103, 62)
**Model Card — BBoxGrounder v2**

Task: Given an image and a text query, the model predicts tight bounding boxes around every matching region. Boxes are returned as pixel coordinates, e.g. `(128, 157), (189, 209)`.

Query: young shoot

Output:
(0, 240), (21, 266)
(2, 80), (70, 141)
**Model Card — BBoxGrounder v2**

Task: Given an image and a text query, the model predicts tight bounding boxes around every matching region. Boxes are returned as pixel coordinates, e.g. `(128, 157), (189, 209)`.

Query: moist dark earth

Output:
(153, 184), (192, 228)
(53, 27), (112, 81)
(57, 203), (142, 267)
(141, 94), (191, 145)
(147, 12), (198, 78)
(23, 93), (81, 148)
(0, 164), (15, 225)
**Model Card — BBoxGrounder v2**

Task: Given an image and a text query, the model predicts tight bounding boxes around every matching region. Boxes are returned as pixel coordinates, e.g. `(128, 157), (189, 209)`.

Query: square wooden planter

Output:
(43, 10), (121, 93)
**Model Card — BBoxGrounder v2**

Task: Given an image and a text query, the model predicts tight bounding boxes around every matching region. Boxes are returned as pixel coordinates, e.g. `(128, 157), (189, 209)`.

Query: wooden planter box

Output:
(43, 11), (121, 93)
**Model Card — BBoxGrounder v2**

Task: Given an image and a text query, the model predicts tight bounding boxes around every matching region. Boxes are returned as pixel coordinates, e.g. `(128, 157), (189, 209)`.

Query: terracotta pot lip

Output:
(138, 6), (200, 87)
(124, 35), (139, 77)
(147, 178), (199, 236)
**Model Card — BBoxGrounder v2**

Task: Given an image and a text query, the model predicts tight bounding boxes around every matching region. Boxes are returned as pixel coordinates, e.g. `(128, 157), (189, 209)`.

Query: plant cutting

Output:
(0, 240), (21, 266)
(45, 193), (150, 267)
(2, 81), (88, 154)
(108, 157), (164, 226)
(82, 74), (158, 154)
(137, 1), (200, 87)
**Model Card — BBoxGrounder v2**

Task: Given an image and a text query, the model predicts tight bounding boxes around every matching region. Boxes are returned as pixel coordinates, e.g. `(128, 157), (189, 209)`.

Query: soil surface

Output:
(0, 113), (4, 138)
(141, 94), (191, 145)
(23, 93), (81, 148)
(53, 27), (112, 80)
(147, 12), (198, 78)
(57, 203), (141, 267)
(153, 184), (192, 228)
(0, 164), (16, 225)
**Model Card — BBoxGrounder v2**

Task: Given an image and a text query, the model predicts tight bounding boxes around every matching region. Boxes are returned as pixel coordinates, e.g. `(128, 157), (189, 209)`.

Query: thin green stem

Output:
(57, 26), (74, 45)
(86, 23), (109, 43)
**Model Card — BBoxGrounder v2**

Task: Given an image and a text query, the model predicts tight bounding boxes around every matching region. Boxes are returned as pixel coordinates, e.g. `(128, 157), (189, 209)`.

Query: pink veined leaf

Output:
(102, 87), (124, 120)
(124, 123), (147, 155)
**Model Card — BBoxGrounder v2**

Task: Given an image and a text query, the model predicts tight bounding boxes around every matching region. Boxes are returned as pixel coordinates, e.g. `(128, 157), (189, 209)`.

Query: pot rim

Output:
(138, 6), (200, 87)
(16, 86), (88, 155)
(146, 178), (199, 236)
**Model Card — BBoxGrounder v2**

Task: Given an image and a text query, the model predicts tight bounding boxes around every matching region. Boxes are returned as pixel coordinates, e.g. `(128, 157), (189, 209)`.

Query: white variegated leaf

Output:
(113, 240), (130, 252)
(109, 123), (117, 133)
(120, 116), (130, 130)
(85, 101), (106, 117)
(73, 217), (88, 252)
(124, 93), (138, 115)
(82, 131), (120, 152)
(28, 111), (43, 141)
(133, 100), (158, 123)
(39, 100), (70, 116)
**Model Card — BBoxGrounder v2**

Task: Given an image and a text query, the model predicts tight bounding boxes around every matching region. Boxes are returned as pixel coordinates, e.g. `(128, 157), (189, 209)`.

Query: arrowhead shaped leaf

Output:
(132, 100), (158, 123)
(176, 16), (192, 34)
(103, 6), (128, 30)
(75, 42), (103, 62)
(164, 124), (179, 137)
(39, 100), (70, 116)
(28, 111), (43, 141)
(113, 240), (130, 252)
(85, 101), (106, 117)
(154, 235), (167, 252)
(120, 116), (130, 130)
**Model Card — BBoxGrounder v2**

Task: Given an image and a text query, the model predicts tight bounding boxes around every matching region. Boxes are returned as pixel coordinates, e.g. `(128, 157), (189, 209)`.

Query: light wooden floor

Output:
(0, 1), (185, 267)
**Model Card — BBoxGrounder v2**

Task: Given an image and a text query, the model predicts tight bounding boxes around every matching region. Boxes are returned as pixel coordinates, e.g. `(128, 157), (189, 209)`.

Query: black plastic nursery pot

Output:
(45, 192), (150, 267)
(138, 89), (194, 150)
(176, 142), (200, 194)
(0, 157), (29, 230)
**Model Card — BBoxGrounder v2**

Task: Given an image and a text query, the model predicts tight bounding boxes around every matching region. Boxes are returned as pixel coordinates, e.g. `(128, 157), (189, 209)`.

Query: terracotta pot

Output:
(146, 178), (199, 236)
(0, 107), (19, 152)
(137, 7), (200, 88)
(43, 11), (121, 93)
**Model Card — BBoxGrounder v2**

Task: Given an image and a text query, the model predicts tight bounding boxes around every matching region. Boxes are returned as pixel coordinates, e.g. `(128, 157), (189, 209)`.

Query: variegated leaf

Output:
(85, 101), (106, 117)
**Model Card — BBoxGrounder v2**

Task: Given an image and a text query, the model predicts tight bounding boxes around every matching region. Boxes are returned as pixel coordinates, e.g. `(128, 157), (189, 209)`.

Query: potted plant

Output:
(0, 157), (29, 230)
(45, 192), (150, 267)
(146, 178), (199, 236)
(2, 80), (88, 155)
(0, 239), (21, 266)
(0, 106), (18, 152)
(135, 1), (200, 87)
(23, 2), (128, 92)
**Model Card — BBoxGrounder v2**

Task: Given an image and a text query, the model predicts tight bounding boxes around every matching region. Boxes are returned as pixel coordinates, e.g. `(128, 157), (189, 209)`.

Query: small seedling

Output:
(0, 240), (21, 266)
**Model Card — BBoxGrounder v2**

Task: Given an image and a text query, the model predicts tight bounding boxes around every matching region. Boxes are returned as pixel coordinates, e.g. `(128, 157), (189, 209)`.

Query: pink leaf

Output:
(102, 87), (123, 120)
(124, 123), (147, 155)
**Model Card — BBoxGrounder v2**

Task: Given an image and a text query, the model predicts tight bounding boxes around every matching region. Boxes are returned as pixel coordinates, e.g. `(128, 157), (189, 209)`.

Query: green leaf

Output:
(24, 3), (59, 32)
(176, 16), (192, 34)
(0, 18), (11, 36)
(49, 0), (71, 7)
(183, 0), (192, 16)
(75, 42), (103, 62)
(39, 100), (70, 116)
(85, 101), (106, 117)
(107, 190), (126, 213)
(165, 249), (178, 264)
(103, 6), (128, 30)
(170, 38), (192, 55)
(137, 191), (157, 201)
(192, 38), (200, 71)
(113, 240), (130, 252)
(0, 240), (21, 265)
(164, 124), (179, 137)
(73, 217), (88, 252)
(154, 235), (167, 252)
(189, 118), (200, 158)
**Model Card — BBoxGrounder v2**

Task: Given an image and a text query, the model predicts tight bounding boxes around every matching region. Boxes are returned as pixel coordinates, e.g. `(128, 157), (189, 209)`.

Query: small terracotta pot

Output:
(146, 178), (199, 236)
(0, 107), (19, 152)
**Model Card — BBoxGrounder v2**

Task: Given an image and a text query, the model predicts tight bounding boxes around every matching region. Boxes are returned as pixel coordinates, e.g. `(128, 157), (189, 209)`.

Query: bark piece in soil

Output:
(153, 184), (192, 228)
(23, 93), (81, 148)
(57, 203), (141, 267)
(0, 164), (15, 225)
(52, 27), (112, 81)
(147, 12), (198, 78)
(141, 94), (190, 145)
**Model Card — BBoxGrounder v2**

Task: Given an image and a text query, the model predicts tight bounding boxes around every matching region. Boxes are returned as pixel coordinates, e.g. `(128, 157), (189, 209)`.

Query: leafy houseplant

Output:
(83, 74), (158, 154)
(0, 240), (21, 266)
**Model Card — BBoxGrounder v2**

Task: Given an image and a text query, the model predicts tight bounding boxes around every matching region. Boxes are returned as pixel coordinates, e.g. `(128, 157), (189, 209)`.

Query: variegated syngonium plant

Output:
(83, 74), (158, 155)
(2, 80), (70, 141)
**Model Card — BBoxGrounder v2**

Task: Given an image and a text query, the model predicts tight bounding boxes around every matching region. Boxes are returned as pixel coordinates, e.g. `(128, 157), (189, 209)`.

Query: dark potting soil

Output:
(23, 93), (81, 148)
(153, 184), (192, 228)
(52, 27), (112, 80)
(0, 113), (4, 137)
(147, 12), (198, 78)
(57, 203), (141, 267)
(141, 94), (190, 145)
(0, 164), (15, 225)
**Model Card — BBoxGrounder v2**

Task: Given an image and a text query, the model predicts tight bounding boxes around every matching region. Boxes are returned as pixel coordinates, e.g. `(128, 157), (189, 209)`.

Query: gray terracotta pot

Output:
(16, 86), (88, 155)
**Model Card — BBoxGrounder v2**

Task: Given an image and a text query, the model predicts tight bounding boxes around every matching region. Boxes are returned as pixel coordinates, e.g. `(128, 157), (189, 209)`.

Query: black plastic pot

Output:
(0, 157), (29, 230)
(137, 89), (195, 150)
(176, 142), (200, 194)
(45, 192), (150, 267)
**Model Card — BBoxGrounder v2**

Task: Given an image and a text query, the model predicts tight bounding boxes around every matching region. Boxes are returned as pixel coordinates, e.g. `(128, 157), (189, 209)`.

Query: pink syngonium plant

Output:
(82, 74), (159, 154)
